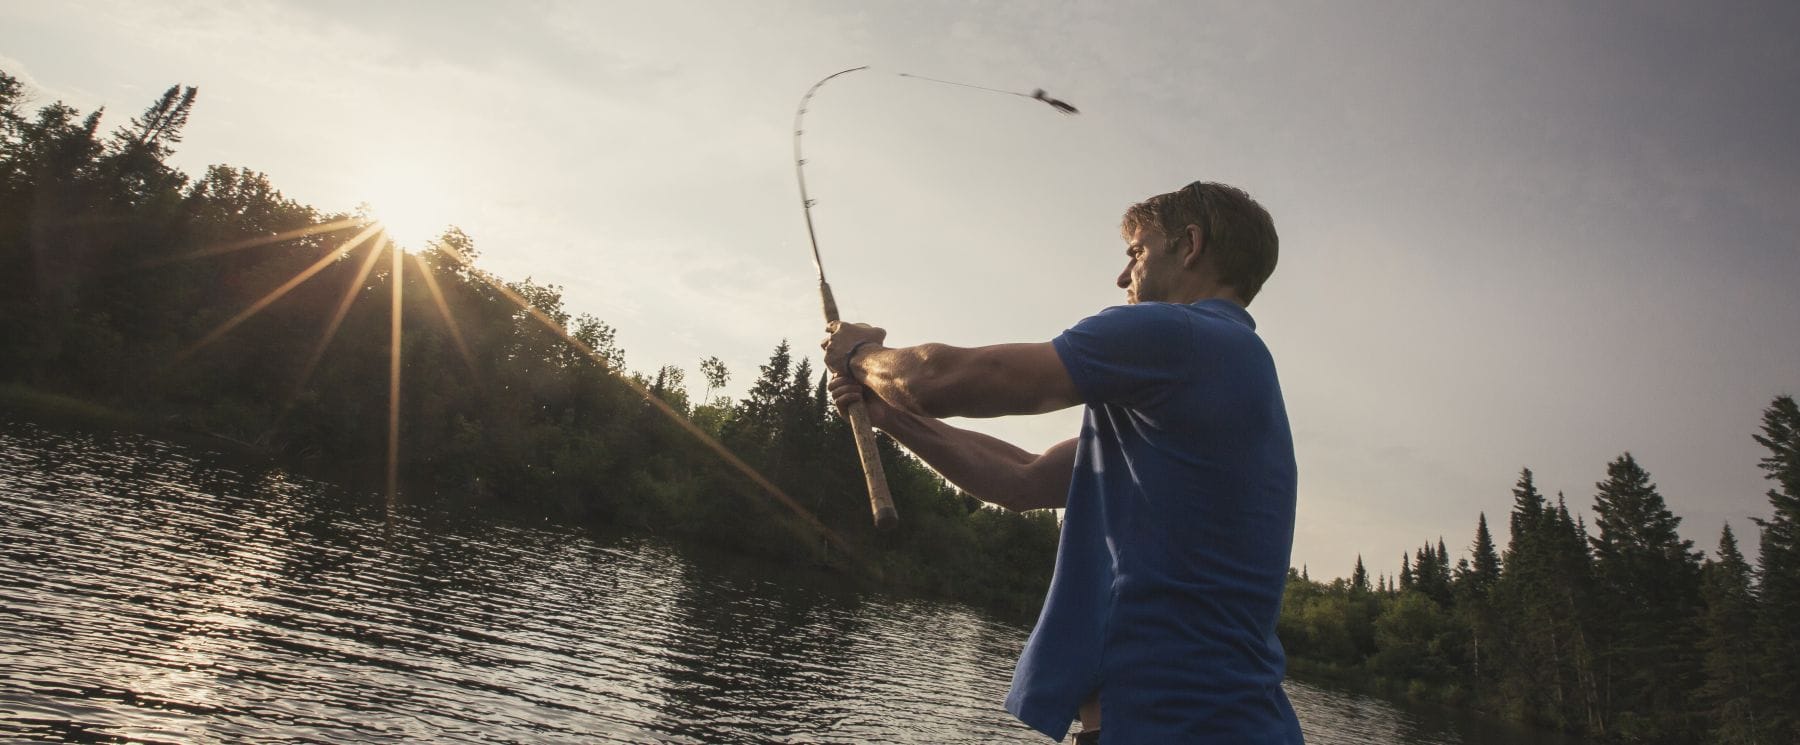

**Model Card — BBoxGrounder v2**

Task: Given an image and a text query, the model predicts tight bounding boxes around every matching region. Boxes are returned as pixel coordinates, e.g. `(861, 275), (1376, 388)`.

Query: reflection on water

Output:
(0, 418), (1579, 743)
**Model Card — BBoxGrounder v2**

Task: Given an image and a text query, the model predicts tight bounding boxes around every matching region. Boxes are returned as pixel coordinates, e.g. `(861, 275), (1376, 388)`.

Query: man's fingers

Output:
(831, 389), (862, 410)
(827, 374), (864, 407)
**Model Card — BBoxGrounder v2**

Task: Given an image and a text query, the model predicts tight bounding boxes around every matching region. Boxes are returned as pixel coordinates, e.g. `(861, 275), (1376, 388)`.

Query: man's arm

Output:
(822, 323), (1084, 419)
(827, 375), (1075, 512)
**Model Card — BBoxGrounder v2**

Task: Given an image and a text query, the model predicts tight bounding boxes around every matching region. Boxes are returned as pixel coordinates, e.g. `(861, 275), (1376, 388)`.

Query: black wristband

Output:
(845, 340), (878, 385)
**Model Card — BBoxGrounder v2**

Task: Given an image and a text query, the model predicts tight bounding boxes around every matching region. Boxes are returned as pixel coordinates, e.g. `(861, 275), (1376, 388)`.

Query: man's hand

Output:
(828, 373), (896, 429)
(822, 321), (887, 376)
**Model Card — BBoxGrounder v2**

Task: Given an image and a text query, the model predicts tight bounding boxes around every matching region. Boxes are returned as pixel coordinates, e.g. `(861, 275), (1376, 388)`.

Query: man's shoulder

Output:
(1068, 302), (1193, 336)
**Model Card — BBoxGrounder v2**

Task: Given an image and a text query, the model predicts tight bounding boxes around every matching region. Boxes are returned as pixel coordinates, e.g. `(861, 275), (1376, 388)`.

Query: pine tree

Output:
(774, 357), (822, 471)
(722, 340), (793, 463)
(1589, 452), (1704, 740)
(1409, 540), (1453, 606)
(1352, 555), (1370, 594)
(1751, 394), (1800, 740)
(744, 340), (792, 424)
(1699, 524), (1769, 744)
(1458, 512), (1504, 694)
(104, 84), (198, 204)
(1469, 512), (1501, 597)
(1435, 537), (1453, 594)
(110, 84), (197, 156)
(1506, 467), (1547, 564)
(1493, 468), (1602, 735)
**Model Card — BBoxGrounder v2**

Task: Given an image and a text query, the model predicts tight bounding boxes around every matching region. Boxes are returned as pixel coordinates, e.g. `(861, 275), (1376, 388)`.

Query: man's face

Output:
(1116, 225), (1184, 304)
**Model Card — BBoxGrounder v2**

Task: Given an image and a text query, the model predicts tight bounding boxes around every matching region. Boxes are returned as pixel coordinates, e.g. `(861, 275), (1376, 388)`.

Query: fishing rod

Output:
(792, 67), (1080, 529)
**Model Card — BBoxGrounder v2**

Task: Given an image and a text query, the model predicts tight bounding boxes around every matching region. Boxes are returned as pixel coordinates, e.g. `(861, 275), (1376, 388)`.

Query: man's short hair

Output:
(1121, 182), (1279, 304)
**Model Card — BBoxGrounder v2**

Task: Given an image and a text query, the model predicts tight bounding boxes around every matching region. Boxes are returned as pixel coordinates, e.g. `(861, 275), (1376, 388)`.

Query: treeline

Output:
(1280, 410), (1800, 744)
(0, 72), (1060, 619)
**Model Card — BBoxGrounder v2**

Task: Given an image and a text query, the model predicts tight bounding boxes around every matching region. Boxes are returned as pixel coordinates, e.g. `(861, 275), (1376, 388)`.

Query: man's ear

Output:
(1180, 223), (1206, 269)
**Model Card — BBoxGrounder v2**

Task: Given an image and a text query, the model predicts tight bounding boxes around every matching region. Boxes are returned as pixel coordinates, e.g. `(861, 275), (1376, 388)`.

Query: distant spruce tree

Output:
(1454, 512), (1503, 691)
(1699, 524), (1771, 744)
(1751, 394), (1800, 740)
(1506, 467), (1547, 562)
(722, 339), (793, 463)
(1493, 468), (1602, 734)
(1468, 512), (1501, 597)
(1435, 538), (1452, 599)
(1410, 539), (1452, 607)
(1352, 555), (1370, 594)
(1589, 453), (1704, 741)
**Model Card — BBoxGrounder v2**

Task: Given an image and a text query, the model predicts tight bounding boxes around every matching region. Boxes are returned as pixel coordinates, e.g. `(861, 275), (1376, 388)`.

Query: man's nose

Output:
(1116, 265), (1131, 289)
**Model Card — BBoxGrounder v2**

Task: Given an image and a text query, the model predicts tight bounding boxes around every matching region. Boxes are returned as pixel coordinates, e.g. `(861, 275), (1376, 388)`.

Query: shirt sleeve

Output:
(1051, 303), (1192, 407)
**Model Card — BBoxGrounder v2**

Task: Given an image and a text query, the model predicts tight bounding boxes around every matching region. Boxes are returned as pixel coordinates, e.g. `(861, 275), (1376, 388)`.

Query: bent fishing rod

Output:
(792, 67), (1078, 529)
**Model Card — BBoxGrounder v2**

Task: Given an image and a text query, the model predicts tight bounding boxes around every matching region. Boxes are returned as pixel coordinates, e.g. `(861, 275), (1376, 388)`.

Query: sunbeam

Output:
(267, 232), (389, 432)
(429, 242), (861, 561)
(387, 238), (403, 518)
(410, 251), (477, 374)
(172, 222), (384, 364)
(143, 217), (368, 268)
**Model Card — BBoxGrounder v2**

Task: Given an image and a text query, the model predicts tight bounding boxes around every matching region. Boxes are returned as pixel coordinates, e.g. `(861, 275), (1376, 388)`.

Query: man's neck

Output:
(1170, 283), (1246, 307)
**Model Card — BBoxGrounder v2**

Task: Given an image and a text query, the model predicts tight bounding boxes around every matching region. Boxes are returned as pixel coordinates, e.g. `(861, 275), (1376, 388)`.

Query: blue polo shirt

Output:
(1005, 299), (1302, 743)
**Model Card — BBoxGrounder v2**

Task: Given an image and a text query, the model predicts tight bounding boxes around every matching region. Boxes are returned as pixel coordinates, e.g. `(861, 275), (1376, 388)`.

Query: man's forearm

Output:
(874, 409), (1072, 512)
(852, 343), (948, 417)
(850, 341), (1080, 419)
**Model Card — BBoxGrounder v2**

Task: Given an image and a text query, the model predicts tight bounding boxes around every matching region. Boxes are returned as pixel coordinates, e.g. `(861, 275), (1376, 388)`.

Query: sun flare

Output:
(356, 164), (454, 251)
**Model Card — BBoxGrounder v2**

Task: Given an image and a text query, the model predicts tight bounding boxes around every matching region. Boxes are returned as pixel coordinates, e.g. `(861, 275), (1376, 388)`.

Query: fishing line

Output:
(896, 72), (1080, 114)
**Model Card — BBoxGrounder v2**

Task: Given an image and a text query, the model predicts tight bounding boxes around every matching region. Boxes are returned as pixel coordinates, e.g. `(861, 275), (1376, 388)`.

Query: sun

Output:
(354, 162), (456, 251)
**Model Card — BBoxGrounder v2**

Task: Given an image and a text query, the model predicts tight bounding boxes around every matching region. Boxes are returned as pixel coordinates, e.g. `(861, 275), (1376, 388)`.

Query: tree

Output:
(1588, 452), (1704, 741)
(1457, 512), (1503, 695)
(110, 84), (196, 157)
(1409, 539), (1452, 607)
(104, 84), (197, 205)
(1699, 524), (1770, 744)
(1492, 468), (1601, 735)
(699, 355), (729, 404)
(572, 313), (624, 372)
(649, 364), (688, 412)
(1467, 512), (1500, 598)
(1751, 394), (1800, 740)
(723, 340), (793, 464)
(1352, 555), (1369, 594)
(1370, 591), (1455, 682)
(1505, 468), (1547, 566)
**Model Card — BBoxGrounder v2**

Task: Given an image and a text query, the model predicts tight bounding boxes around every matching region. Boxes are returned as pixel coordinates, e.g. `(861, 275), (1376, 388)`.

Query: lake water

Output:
(0, 417), (1581, 743)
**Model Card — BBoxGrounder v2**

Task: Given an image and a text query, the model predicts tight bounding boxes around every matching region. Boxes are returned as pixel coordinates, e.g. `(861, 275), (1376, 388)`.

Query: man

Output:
(821, 181), (1302, 743)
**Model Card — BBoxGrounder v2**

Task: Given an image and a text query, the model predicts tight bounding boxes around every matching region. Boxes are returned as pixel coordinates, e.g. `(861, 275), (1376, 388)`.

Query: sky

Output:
(4, 0), (1796, 580)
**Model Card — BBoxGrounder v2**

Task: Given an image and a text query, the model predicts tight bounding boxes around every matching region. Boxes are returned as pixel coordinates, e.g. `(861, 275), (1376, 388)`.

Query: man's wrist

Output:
(846, 340), (880, 385)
